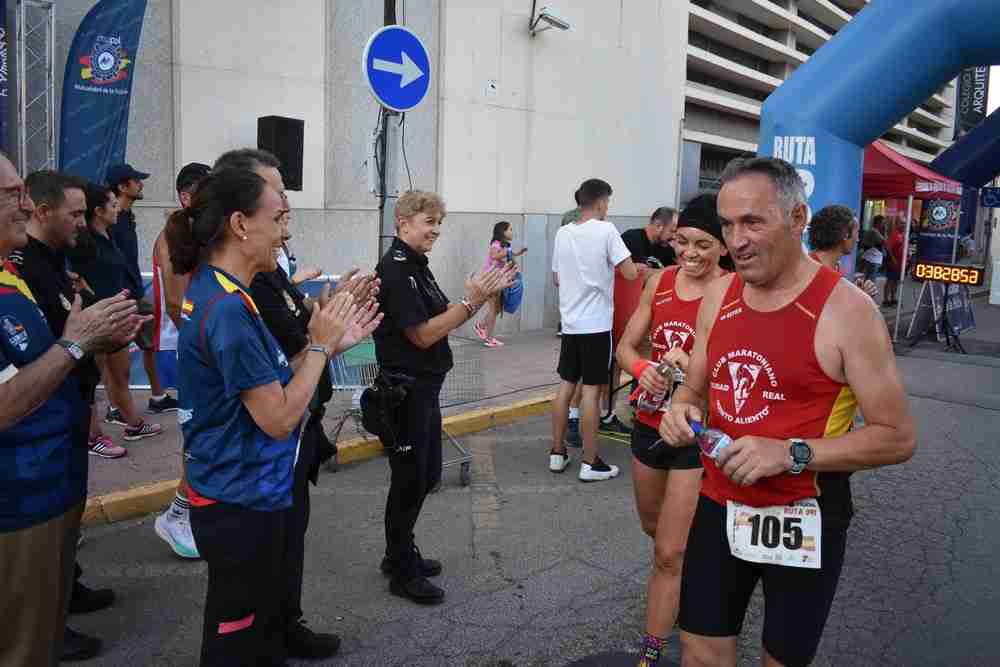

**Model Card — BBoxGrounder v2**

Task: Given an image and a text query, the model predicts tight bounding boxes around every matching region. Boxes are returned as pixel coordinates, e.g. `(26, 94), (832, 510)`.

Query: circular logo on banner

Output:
(91, 41), (122, 82)
(927, 202), (952, 231)
(84, 35), (132, 86)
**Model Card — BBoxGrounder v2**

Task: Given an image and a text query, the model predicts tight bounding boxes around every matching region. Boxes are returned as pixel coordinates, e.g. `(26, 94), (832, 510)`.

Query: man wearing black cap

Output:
(152, 162), (211, 560)
(106, 163), (177, 417)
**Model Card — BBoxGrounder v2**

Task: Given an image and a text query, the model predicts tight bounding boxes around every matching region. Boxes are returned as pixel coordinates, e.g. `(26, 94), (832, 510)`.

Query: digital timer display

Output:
(912, 261), (984, 287)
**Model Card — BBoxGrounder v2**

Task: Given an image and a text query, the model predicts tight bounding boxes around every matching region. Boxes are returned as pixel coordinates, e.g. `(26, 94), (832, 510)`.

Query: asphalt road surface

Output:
(72, 351), (1000, 666)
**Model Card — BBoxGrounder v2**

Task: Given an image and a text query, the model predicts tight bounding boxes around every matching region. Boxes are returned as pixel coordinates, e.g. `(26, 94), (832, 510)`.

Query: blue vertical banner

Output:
(58, 0), (147, 181)
(0, 0), (8, 153)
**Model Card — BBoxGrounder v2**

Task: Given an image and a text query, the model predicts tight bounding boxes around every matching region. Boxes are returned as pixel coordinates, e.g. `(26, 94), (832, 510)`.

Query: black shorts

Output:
(631, 421), (701, 470)
(134, 300), (155, 351)
(557, 331), (611, 386)
(678, 495), (848, 667)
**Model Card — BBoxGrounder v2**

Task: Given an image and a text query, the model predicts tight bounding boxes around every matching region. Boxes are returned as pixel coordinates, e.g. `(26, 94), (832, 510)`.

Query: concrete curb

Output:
(82, 392), (556, 528)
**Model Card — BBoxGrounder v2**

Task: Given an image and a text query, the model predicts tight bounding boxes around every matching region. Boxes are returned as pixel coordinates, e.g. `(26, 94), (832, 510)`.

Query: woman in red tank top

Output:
(616, 195), (730, 664)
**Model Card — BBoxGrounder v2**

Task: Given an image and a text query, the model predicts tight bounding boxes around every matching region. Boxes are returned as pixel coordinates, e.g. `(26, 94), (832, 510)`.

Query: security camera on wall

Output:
(530, 6), (571, 35)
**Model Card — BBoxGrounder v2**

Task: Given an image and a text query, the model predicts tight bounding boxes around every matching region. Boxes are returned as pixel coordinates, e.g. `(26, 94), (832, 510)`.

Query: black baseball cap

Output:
(106, 163), (150, 186)
(175, 162), (211, 193)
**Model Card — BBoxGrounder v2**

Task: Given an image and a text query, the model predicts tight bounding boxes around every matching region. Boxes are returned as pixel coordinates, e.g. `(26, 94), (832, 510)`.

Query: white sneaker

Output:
(155, 510), (200, 559)
(579, 457), (620, 482)
(549, 449), (570, 473)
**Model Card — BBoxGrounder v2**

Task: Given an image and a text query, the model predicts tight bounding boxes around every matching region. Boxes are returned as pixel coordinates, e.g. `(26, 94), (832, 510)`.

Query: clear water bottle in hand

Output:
(636, 361), (672, 413)
(690, 421), (732, 459)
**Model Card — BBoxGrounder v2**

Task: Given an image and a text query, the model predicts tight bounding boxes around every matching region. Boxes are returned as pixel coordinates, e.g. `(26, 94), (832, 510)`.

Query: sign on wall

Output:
(362, 25), (431, 113)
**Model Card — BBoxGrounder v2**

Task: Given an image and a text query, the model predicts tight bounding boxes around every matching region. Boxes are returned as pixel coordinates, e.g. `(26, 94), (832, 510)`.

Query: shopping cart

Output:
(325, 338), (481, 486)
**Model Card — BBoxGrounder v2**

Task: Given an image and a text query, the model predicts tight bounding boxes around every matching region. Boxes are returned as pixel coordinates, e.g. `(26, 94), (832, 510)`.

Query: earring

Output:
(242, 235), (248, 241)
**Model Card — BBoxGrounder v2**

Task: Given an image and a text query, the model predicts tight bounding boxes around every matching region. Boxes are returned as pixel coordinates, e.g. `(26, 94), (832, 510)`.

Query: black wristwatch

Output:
(55, 338), (85, 363)
(789, 438), (812, 474)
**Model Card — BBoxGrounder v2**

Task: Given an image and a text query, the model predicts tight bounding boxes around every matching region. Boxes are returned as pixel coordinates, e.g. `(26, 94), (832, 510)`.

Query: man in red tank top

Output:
(659, 158), (916, 667)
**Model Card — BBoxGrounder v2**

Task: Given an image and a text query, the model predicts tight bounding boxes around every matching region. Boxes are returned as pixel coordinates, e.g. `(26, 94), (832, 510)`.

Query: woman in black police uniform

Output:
(374, 190), (512, 605)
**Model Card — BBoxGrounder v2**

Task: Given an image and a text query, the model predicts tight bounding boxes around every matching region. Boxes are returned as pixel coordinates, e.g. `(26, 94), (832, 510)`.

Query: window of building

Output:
(797, 11), (836, 35)
(688, 30), (773, 73)
(700, 145), (753, 192)
(687, 68), (770, 103)
(909, 120), (942, 138)
(736, 14), (776, 41)
(827, 0), (859, 15)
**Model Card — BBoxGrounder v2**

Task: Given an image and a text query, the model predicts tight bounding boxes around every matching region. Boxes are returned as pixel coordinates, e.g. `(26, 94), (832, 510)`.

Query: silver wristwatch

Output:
(56, 338), (85, 362)
(308, 344), (331, 360)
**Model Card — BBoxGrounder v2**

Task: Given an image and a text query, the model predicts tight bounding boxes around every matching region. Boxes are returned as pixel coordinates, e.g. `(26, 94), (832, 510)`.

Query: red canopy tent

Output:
(863, 140), (961, 201)
(862, 140), (962, 342)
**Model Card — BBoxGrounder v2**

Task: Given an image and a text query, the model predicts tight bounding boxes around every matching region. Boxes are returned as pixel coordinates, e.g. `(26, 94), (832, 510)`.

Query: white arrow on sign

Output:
(373, 51), (425, 88)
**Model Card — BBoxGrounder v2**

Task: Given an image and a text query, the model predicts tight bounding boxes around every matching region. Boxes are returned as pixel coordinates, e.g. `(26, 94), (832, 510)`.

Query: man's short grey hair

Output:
(719, 157), (807, 213)
(213, 148), (281, 173)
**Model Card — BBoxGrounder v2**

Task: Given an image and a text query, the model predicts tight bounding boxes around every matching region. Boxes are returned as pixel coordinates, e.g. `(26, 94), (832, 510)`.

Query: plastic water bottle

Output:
(690, 421), (732, 459)
(636, 362), (672, 412)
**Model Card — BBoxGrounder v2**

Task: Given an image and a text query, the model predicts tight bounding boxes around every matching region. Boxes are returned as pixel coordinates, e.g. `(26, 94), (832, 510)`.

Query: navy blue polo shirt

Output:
(0, 262), (87, 532)
(67, 227), (130, 301)
(177, 265), (300, 511)
(110, 208), (144, 301)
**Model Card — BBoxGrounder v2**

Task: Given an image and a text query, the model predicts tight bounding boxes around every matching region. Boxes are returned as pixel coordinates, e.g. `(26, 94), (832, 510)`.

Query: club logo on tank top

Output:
(710, 348), (786, 425)
(651, 320), (694, 352)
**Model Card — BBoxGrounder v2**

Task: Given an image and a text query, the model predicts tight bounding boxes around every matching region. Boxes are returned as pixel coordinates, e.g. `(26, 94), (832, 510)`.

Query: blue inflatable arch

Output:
(758, 0), (1000, 220)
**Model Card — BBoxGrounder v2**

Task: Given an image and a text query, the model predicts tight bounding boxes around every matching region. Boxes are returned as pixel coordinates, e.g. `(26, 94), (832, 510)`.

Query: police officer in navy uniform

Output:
(374, 190), (513, 605)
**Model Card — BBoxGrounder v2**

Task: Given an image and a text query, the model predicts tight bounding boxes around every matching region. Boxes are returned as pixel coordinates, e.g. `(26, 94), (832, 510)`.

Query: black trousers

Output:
(384, 374), (445, 581)
(284, 426), (314, 629)
(191, 503), (289, 667)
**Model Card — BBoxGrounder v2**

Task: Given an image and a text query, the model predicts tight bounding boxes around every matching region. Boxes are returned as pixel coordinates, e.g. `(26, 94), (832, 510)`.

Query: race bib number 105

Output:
(726, 498), (822, 569)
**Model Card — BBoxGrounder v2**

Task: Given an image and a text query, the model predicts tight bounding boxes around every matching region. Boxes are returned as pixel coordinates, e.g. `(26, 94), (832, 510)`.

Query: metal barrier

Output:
(325, 337), (482, 486)
(115, 273), (480, 485)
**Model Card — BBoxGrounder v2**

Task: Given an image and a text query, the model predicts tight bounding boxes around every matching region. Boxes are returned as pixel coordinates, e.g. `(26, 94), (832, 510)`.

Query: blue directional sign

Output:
(980, 187), (1000, 208)
(362, 26), (431, 113)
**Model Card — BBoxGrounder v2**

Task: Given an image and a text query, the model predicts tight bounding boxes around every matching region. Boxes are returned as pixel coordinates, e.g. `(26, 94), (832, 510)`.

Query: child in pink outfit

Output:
(474, 221), (526, 347)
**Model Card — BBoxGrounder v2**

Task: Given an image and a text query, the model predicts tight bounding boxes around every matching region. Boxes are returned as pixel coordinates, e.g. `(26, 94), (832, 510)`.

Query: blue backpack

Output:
(502, 249), (523, 314)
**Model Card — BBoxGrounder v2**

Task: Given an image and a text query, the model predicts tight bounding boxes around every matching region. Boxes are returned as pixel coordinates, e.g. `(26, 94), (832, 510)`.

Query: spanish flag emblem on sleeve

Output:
(181, 299), (194, 321)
